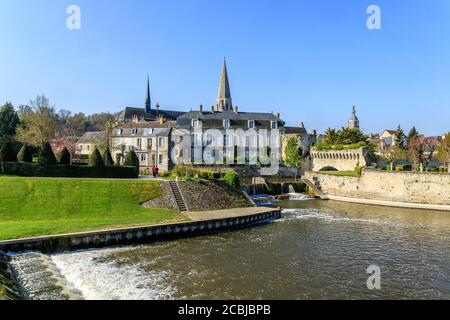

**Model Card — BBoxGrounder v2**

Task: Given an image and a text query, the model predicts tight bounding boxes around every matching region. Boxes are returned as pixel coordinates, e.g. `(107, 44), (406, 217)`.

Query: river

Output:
(7, 199), (450, 300)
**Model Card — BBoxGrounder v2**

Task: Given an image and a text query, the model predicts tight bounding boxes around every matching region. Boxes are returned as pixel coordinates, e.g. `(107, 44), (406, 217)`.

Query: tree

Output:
(59, 147), (71, 165)
(284, 136), (302, 181)
(103, 147), (114, 166)
(437, 133), (450, 173)
(0, 141), (18, 162)
(394, 125), (407, 150)
(408, 136), (424, 166)
(381, 146), (404, 171)
(89, 148), (104, 167)
(407, 126), (419, 145)
(38, 142), (57, 165)
(124, 150), (140, 174)
(16, 95), (58, 146)
(17, 144), (33, 163)
(0, 102), (20, 137)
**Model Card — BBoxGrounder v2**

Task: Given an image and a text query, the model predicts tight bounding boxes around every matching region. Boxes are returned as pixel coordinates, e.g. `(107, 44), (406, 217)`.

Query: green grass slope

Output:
(0, 177), (185, 241)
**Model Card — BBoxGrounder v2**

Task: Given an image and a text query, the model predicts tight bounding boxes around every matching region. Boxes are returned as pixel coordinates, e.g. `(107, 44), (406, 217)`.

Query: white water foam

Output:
(281, 208), (408, 227)
(288, 193), (313, 201)
(51, 248), (176, 300)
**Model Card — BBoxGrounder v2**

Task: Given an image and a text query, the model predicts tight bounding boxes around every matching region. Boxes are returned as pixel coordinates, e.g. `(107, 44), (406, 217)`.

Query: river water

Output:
(8, 200), (450, 300)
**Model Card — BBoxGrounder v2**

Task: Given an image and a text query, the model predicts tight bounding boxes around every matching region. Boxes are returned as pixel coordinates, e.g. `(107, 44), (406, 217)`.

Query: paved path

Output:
(185, 207), (279, 221)
(327, 195), (450, 212)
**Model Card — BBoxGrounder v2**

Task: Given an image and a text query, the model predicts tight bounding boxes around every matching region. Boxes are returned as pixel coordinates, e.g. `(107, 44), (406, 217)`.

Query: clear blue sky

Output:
(1, 0), (449, 135)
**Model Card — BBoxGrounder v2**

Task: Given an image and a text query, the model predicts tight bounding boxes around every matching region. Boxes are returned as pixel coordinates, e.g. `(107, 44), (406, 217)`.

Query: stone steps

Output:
(168, 181), (188, 212)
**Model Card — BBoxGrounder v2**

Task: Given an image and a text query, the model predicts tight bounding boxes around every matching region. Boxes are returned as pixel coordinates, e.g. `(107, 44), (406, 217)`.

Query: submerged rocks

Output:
(0, 252), (22, 300)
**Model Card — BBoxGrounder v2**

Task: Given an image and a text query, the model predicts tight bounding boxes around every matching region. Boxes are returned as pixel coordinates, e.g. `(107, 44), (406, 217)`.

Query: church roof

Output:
(217, 59), (232, 100)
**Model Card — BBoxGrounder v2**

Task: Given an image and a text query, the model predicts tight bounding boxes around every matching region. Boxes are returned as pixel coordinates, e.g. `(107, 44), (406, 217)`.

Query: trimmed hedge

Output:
(103, 147), (114, 166)
(38, 142), (57, 165)
(17, 144), (33, 163)
(223, 171), (240, 189)
(59, 147), (71, 165)
(0, 162), (138, 178)
(89, 148), (104, 167)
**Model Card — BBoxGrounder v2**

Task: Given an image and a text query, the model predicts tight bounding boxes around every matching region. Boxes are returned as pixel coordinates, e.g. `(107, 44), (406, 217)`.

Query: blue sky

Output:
(1, 0), (449, 135)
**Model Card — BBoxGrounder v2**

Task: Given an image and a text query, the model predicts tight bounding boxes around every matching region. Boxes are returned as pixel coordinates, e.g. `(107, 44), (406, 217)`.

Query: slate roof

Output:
(77, 131), (107, 144)
(119, 107), (186, 122)
(284, 126), (308, 135)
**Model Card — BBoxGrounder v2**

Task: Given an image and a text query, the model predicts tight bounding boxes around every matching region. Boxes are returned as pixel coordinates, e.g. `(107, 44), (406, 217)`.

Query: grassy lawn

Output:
(0, 176), (186, 241)
(317, 171), (358, 177)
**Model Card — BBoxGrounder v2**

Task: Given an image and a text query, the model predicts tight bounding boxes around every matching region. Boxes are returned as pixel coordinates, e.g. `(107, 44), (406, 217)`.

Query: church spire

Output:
(216, 58), (232, 112)
(145, 76), (151, 113)
(348, 106), (360, 129)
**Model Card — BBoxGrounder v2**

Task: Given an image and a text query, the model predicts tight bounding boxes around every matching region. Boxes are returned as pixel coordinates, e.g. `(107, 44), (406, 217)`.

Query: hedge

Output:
(38, 142), (57, 165)
(59, 147), (71, 165)
(89, 148), (104, 167)
(17, 144), (33, 163)
(0, 162), (138, 178)
(0, 142), (17, 162)
(223, 171), (240, 189)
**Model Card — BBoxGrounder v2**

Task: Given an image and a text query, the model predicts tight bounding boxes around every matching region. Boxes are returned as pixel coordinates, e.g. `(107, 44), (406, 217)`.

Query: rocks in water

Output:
(0, 252), (22, 300)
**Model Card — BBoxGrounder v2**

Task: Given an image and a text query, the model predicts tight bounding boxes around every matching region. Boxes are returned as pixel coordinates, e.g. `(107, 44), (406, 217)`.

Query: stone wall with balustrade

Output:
(310, 147), (368, 171)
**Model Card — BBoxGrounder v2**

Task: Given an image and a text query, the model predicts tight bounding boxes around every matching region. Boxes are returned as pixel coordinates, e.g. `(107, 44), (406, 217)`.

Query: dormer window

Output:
(131, 128), (138, 135)
(116, 128), (123, 135)
(192, 119), (200, 128)
(147, 128), (153, 135)
(248, 120), (255, 129)
(271, 121), (278, 129)
(223, 119), (230, 129)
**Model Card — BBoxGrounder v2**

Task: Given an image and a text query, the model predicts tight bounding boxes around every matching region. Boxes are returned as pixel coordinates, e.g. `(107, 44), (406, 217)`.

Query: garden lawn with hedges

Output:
(0, 176), (186, 241)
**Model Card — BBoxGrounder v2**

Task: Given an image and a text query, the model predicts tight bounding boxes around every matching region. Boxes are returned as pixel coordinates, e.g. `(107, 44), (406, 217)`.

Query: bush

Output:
(355, 166), (364, 177)
(0, 162), (138, 178)
(17, 144), (33, 163)
(173, 165), (197, 178)
(103, 147), (114, 166)
(0, 141), (18, 162)
(124, 151), (140, 174)
(199, 170), (214, 180)
(38, 142), (57, 165)
(89, 148), (104, 167)
(223, 171), (240, 189)
(425, 167), (438, 172)
(396, 164), (412, 172)
(59, 147), (71, 165)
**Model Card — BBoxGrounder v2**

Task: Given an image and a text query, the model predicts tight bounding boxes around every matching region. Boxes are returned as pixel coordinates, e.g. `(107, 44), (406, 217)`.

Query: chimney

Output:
(211, 105), (215, 113)
(159, 117), (165, 125)
(234, 106), (238, 113)
(301, 122), (305, 129)
(199, 104), (203, 113)
(132, 114), (139, 124)
(275, 112), (280, 119)
(312, 129), (317, 136)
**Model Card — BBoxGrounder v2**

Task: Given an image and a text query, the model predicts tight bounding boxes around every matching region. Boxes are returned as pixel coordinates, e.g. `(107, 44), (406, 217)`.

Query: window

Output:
(224, 134), (231, 147)
(140, 154), (146, 162)
(271, 121), (278, 129)
(158, 154), (163, 164)
(158, 137), (164, 148)
(147, 128), (153, 135)
(137, 138), (142, 148)
(131, 128), (137, 135)
(192, 119), (199, 128)
(147, 138), (153, 149)
(206, 134), (213, 145)
(223, 119), (230, 129)
(87, 145), (90, 151)
(116, 129), (123, 135)
(248, 120), (255, 129)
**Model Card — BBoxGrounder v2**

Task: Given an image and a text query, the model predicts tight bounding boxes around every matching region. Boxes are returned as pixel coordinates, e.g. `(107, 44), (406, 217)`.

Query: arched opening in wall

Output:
(319, 166), (339, 172)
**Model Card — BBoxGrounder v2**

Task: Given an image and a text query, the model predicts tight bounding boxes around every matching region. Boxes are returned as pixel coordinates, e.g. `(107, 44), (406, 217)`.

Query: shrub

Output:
(425, 167), (438, 172)
(89, 148), (104, 167)
(17, 144), (33, 163)
(124, 151), (140, 174)
(173, 165), (197, 178)
(161, 171), (171, 178)
(199, 170), (214, 180)
(223, 171), (240, 189)
(0, 141), (18, 162)
(0, 162), (138, 178)
(37, 142), (56, 165)
(103, 147), (114, 166)
(355, 166), (364, 177)
(59, 147), (71, 165)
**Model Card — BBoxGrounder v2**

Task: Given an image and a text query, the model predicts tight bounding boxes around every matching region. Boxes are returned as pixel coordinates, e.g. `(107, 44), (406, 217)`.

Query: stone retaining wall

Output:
(305, 170), (450, 205)
(0, 209), (281, 253)
(0, 253), (21, 300)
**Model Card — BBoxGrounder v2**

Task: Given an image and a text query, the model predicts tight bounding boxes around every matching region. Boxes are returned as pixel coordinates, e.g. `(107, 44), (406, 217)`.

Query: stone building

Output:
(76, 131), (107, 155)
(348, 106), (360, 129)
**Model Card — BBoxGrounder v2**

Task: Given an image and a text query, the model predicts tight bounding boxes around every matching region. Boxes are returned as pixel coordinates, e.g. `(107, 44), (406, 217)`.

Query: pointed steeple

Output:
(145, 76), (151, 113)
(216, 58), (232, 112)
(348, 106), (360, 129)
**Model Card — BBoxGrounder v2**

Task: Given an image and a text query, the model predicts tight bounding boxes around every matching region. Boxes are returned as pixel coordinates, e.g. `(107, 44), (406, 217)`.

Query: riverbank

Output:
(0, 207), (281, 253)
